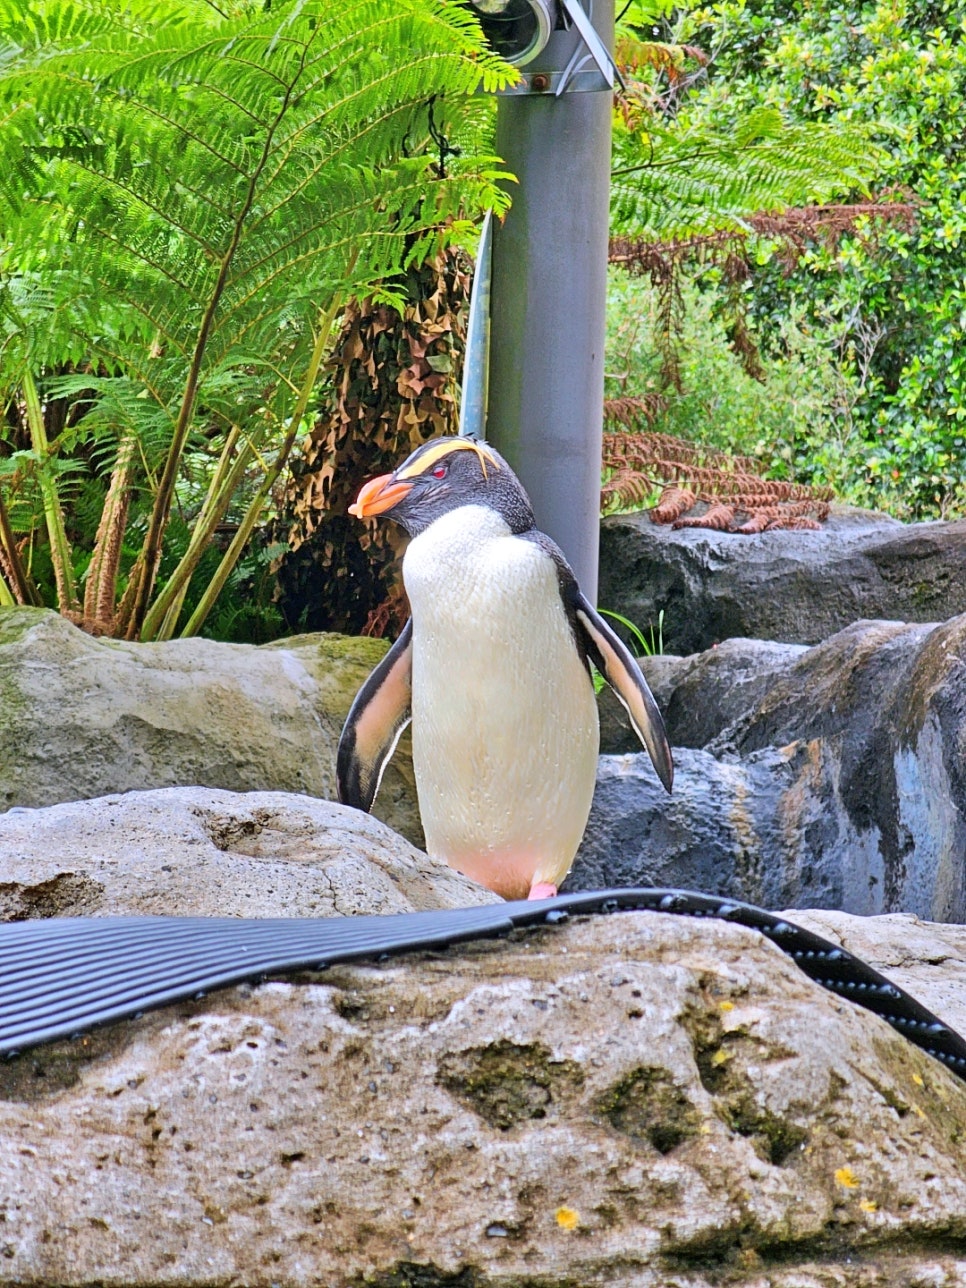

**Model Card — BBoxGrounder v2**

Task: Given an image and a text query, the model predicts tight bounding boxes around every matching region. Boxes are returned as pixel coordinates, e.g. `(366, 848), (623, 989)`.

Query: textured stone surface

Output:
(598, 640), (806, 755)
(572, 746), (801, 907)
(1, 912), (965, 1287)
(576, 615), (966, 922)
(0, 607), (421, 845)
(787, 908), (966, 1044)
(598, 508), (966, 655)
(0, 787), (493, 919)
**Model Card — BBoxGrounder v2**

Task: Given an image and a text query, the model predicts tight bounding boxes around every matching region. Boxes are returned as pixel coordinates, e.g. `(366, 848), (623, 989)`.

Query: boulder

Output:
(598, 640), (806, 755)
(0, 786), (493, 919)
(575, 615), (966, 923)
(0, 607), (422, 846)
(598, 508), (966, 655)
(1, 909), (964, 1287)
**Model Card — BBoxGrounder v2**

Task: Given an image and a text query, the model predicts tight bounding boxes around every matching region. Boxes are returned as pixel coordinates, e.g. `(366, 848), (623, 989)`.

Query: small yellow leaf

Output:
(711, 1048), (731, 1067)
(912, 1073), (925, 1087)
(555, 1207), (579, 1230)
(859, 1199), (878, 1213)
(718, 1000), (734, 1012)
(835, 1167), (859, 1189)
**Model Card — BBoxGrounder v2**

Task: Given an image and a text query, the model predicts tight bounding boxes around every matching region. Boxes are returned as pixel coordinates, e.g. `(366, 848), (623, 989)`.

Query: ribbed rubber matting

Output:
(1, 888), (964, 1081)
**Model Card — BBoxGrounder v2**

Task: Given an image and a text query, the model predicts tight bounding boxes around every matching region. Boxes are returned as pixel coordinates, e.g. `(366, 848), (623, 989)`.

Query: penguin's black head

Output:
(349, 437), (535, 537)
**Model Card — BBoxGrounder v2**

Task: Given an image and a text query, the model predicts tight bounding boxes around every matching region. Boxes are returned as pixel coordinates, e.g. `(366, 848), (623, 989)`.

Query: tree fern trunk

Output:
(22, 370), (78, 613)
(83, 433), (135, 632)
(142, 426), (252, 641)
(178, 289), (345, 639)
(0, 485), (43, 607)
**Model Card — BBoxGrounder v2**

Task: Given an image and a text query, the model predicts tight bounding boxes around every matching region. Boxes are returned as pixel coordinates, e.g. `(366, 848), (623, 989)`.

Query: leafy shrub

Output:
(664, 0), (966, 519)
(605, 269), (915, 513)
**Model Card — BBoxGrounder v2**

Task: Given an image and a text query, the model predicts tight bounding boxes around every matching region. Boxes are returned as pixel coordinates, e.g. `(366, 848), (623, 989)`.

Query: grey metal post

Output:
(487, 0), (613, 603)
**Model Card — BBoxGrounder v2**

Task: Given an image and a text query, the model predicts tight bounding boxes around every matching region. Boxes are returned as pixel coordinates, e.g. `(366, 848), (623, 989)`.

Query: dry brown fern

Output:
(768, 516), (823, 531)
(602, 429), (835, 534)
(600, 468), (659, 513)
(651, 486), (695, 524)
(603, 393), (669, 429)
(672, 503), (735, 531)
(604, 430), (760, 474)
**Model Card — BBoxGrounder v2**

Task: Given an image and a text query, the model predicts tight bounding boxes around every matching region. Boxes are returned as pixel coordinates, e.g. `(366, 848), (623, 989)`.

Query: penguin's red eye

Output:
(431, 464), (447, 479)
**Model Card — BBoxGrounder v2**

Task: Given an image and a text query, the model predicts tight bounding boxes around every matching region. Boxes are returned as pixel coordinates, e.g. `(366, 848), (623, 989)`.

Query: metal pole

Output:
(486, 0), (613, 603)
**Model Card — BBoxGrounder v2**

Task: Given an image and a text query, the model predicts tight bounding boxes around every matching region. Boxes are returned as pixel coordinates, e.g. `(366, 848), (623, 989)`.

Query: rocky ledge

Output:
(598, 508), (966, 655)
(0, 786), (494, 920)
(0, 893), (964, 1288)
(0, 606), (421, 845)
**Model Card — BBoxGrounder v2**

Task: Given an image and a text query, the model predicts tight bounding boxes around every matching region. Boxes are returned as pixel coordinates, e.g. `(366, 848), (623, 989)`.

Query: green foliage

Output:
(591, 607), (664, 694)
(601, 607), (664, 656)
(666, 0), (966, 518)
(605, 269), (907, 511)
(0, 0), (513, 636)
(610, 0), (882, 239)
(611, 105), (878, 241)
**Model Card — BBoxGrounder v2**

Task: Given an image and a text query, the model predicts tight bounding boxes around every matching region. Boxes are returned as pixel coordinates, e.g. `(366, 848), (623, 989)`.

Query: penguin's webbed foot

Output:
(528, 882), (558, 901)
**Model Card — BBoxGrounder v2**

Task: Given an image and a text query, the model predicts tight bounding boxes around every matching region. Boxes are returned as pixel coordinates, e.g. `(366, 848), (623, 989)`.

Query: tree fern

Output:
(0, 0), (513, 637)
(611, 107), (881, 241)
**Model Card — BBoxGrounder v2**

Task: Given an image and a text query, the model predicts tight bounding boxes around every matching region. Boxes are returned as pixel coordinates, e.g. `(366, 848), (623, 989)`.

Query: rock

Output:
(1, 910), (965, 1287)
(785, 909), (966, 1044)
(598, 640), (807, 755)
(572, 746), (803, 908)
(0, 607), (422, 845)
(0, 787), (494, 919)
(598, 507), (966, 655)
(575, 615), (966, 923)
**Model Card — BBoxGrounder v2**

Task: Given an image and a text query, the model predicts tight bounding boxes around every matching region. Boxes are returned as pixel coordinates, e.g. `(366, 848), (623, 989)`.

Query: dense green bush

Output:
(656, 0), (966, 518)
(605, 269), (906, 510)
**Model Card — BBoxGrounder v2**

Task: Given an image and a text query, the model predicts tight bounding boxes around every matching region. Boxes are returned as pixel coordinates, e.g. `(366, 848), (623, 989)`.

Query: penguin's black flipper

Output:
(573, 594), (674, 794)
(337, 619), (413, 812)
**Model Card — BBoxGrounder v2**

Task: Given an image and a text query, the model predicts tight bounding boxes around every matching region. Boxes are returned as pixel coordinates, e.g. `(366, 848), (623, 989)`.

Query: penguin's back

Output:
(402, 505), (599, 899)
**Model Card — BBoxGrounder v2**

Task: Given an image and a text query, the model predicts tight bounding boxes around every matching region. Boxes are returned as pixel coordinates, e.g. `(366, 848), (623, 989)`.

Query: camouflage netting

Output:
(273, 249), (470, 637)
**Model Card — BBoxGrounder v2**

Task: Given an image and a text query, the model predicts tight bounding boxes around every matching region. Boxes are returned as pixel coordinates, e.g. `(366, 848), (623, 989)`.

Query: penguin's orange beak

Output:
(348, 473), (414, 519)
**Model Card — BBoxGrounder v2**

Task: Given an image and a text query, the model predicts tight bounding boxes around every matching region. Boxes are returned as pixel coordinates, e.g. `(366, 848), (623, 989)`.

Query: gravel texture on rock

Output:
(0, 912), (964, 1287)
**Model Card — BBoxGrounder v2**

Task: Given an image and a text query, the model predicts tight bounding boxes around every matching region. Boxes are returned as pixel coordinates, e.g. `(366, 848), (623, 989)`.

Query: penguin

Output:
(337, 436), (673, 901)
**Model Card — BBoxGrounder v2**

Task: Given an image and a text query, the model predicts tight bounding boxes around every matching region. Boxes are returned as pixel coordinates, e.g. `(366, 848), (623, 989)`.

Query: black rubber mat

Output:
(1, 888), (964, 1081)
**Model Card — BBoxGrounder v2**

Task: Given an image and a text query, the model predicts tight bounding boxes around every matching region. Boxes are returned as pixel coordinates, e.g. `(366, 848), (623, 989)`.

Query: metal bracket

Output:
(558, 0), (624, 92)
(494, 0), (624, 96)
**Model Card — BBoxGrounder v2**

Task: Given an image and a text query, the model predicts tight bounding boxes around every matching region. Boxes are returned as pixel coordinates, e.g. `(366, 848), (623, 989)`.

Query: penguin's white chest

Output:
(402, 505), (599, 898)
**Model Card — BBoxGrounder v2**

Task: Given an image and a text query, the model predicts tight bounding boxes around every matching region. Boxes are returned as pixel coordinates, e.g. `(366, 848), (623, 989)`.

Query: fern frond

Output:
(0, 0), (515, 634)
(612, 111), (883, 241)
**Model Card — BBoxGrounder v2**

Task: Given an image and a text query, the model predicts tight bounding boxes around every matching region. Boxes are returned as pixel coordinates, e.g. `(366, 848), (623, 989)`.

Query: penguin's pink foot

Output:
(528, 882), (558, 901)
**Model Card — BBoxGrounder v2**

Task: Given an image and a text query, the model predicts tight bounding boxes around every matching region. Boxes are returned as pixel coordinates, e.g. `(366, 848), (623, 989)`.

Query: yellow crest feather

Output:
(397, 438), (500, 482)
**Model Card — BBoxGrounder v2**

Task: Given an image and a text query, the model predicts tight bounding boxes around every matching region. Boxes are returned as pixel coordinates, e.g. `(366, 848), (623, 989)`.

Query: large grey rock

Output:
(1, 910), (964, 1287)
(573, 746), (810, 908)
(598, 640), (807, 754)
(0, 786), (493, 919)
(0, 607), (421, 845)
(598, 508), (966, 655)
(576, 615), (966, 922)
